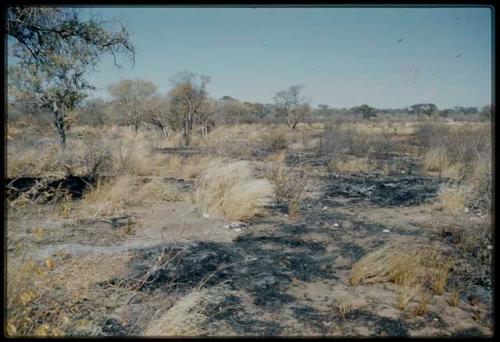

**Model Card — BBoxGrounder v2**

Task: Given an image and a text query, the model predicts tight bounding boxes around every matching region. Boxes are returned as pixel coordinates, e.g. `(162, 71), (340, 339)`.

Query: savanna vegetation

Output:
(5, 6), (493, 338)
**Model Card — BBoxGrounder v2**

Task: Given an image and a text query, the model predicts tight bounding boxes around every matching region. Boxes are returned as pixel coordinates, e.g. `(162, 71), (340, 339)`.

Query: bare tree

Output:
(168, 71), (210, 146)
(143, 94), (178, 137)
(197, 98), (217, 136)
(108, 79), (157, 132)
(273, 85), (311, 129)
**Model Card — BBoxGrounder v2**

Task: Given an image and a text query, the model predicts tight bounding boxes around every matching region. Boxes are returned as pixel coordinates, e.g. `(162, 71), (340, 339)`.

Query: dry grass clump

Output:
(410, 293), (430, 316)
(265, 161), (307, 219)
(467, 152), (492, 213)
(111, 133), (159, 176)
(327, 157), (371, 174)
(265, 150), (287, 163)
(194, 160), (273, 221)
(260, 129), (288, 152)
(318, 122), (371, 158)
(177, 156), (213, 180)
(368, 133), (394, 159)
(203, 125), (255, 158)
(436, 183), (470, 216)
(144, 286), (236, 336)
(6, 258), (69, 337)
(423, 148), (460, 179)
(7, 143), (64, 178)
(350, 241), (452, 296)
(144, 290), (209, 336)
(158, 154), (213, 180)
(416, 122), (490, 180)
(336, 299), (353, 320)
(81, 175), (180, 218)
(6, 252), (131, 337)
(395, 285), (421, 311)
(265, 162), (305, 204)
(447, 290), (460, 307)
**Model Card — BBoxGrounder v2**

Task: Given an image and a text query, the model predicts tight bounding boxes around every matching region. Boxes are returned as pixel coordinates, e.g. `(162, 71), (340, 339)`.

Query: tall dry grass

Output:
(194, 159), (272, 221)
(80, 176), (180, 218)
(350, 241), (452, 297)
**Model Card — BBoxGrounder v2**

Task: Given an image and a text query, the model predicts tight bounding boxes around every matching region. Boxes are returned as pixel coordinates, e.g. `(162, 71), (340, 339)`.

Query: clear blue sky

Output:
(84, 6), (492, 109)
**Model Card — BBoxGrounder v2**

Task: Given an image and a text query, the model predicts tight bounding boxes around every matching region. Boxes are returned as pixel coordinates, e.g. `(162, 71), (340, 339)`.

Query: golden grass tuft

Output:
(144, 286), (234, 336)
(194, 160), (272, 221)
(81, 175), (180, 218)
(327, 157), (371, 174)
(395, 285), (420, 311)
(423, 148), (461, 179)
(350, 241), (452, 295)
(436, 183), (469, 216)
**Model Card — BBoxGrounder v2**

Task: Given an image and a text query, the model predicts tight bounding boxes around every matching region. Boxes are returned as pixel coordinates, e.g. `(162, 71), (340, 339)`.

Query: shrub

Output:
(369, 133), (393, 159)
(261, 129), (288, 152)
(80, 139), (113, 177)
(265, 162), (306, 205)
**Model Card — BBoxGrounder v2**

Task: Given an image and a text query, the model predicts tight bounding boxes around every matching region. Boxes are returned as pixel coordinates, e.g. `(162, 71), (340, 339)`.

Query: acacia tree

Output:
(108, 79), (157, 132)
(168, 71), (210, 146)
(354, 104), (377, 120)
(7, 7), (134, 153)
(273, 85), (311, 129)
(409, 103), (438, 117)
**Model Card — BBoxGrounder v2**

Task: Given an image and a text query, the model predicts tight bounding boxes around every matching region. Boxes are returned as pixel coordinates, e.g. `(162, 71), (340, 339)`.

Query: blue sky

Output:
(83, 7), (492, 109)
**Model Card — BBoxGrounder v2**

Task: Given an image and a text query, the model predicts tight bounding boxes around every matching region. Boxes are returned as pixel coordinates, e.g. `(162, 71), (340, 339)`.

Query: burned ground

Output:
(6, 124), (493, 337)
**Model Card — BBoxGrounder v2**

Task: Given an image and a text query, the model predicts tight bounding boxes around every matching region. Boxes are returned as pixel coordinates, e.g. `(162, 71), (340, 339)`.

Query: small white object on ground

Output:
(322, 206), (328, 210)
(487, 245), (493, 250)
(203, 213), (210, 218)
(382, 229), (390, 233)
(234, 228), (242, 233)
(223, 224), (230, 229)
(333, 223), (340, 227)
(464, 208), (469, 213)
(433, 318), (439, 322)
(230, 221), (248, 228)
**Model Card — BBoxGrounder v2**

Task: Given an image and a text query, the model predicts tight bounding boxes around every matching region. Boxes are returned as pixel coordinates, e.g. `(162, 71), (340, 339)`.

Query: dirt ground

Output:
(6, 138), (493, 337)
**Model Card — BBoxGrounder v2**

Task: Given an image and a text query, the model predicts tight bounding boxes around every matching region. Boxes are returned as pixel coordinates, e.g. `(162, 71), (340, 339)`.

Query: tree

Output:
(273, 85), (311, 129)
(480, 105), (492, 121)
(77, 98), (109, 126)
(196, 99), (217, 136)
(143, 94), (179, 137)
(353, 104), (377, 120)
(7, 7), (134, 153)
(409, 103), (438, 117)
(108, 79), (157, 132)
(217, 97), (250, 125)
(168, 71), (210, 146)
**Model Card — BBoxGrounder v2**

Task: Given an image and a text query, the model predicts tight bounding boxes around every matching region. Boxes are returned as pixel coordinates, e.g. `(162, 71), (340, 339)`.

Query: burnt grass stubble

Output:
(7, 150), (487, 336)
(97, 152), (456, 336)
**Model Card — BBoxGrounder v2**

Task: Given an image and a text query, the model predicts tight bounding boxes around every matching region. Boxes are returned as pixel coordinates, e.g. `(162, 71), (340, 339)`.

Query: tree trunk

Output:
(53, 102), (66, 150)
(53, 101), (71, 175)
(183, 113), (193, 146)
(161, 125), (169, 138)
